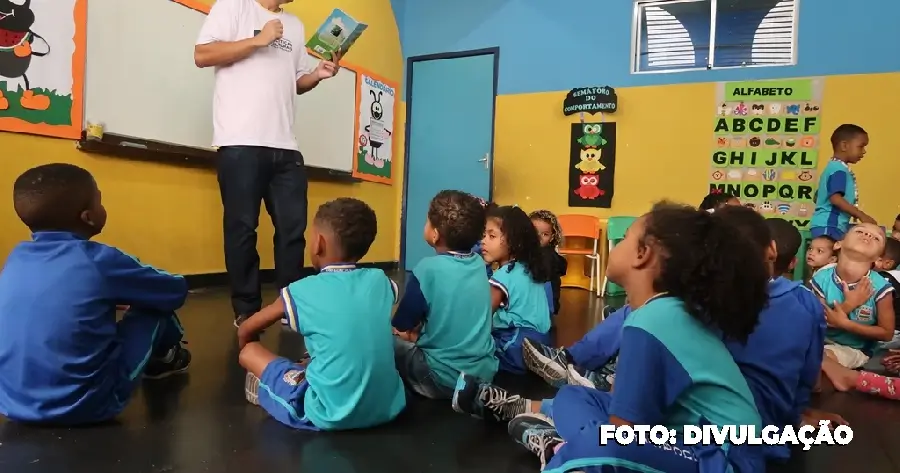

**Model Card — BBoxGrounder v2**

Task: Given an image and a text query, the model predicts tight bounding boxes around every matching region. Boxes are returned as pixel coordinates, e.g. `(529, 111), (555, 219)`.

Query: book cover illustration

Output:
(306, 9), (367, 60)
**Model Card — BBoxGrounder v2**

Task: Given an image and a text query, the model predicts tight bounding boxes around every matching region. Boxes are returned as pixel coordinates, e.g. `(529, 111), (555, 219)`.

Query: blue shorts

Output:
(810, 226), (845, 241)
(493, 327), (551, 374)
(258, 357), (317, 431)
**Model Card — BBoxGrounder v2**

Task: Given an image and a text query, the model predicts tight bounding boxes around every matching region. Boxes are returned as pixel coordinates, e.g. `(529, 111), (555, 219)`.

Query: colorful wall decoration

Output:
(710, 79), (824, 228)
(568, 122), (616, 208)
(0, 0), (86, 139)
(353, 70), (397, 184)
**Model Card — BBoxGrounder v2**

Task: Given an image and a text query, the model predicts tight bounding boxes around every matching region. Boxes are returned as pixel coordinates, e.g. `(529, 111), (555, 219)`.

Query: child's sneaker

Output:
(507, 412), (563, 469)
(143, 345), (191, 379)
(565, 364), (597, 389)
(451, 373), (528, 422)
(522, 338), (569, 387)
(245, 371), (261, 405)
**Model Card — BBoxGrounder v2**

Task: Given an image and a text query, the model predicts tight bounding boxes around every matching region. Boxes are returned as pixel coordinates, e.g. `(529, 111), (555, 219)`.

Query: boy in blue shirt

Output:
(237, 198), (405, 430)
(810, 124), (876, 241)
(393, 190), (498, 398)
(812, 223), (895, 371)
(0, 164), (190, 425)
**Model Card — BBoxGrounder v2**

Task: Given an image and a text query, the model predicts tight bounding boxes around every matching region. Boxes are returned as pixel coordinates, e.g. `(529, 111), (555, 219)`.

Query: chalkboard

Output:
(563, 86), (618, 116)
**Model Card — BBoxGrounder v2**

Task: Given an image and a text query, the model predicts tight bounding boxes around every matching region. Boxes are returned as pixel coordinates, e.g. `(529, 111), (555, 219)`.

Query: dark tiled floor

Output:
(1, 281), (900, 472)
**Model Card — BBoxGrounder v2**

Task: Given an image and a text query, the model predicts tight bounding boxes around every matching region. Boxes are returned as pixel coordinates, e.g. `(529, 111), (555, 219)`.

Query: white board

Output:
(84, 0), (356, 172)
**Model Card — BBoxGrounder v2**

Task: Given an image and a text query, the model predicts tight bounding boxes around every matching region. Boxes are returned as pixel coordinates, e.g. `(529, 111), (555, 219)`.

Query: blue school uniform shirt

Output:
(725, 278), (826, 461)
(811, 159), (857, 234)
(489, 262), (551, 333)
(0, 232), (188, 424)
(392, 252), (498, 388)
(281, 264), (406, 430)
(611, 296), (761, 433)
(810, 266), (894, 352)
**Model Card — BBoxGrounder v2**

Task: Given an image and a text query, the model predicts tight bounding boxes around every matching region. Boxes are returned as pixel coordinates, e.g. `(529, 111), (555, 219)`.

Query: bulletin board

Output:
(710, 78), (824, 229)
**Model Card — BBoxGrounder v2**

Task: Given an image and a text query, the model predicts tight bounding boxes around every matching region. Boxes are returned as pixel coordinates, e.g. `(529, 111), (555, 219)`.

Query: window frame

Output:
(630, 0), (800, 75)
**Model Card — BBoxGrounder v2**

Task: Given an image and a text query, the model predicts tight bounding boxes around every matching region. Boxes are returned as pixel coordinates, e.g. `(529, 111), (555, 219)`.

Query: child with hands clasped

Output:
(237, 198), (406, 431)
(482, 205), (552, 373)
(812, 223), (895, 372)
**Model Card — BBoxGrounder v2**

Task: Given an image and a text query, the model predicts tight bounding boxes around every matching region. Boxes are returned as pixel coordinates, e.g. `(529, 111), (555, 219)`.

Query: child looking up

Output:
(238, 198), (405, 431)
(453, 203), (767, 472)
(529, 210), (567, 315)
(482, 205), (552, 373)
(810, 124), (876, 241)
(807, 236), (838, 274)
(0, 164), (190, 425)
(699, 189), (739, 212)
(392, 190), (498, 399)
(812, 223), (895, 371)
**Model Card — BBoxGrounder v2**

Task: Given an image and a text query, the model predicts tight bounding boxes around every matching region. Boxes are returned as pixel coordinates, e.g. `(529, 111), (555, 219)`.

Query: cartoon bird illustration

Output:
(574, 174), (603, 200)
(0, 0), (52, 111)
(575, 147), (604, 174)
(577, 123), (607, 148)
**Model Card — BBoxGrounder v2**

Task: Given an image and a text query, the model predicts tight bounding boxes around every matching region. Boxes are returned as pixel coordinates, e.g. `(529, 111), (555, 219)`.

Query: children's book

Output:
(306, 9), (367, 61)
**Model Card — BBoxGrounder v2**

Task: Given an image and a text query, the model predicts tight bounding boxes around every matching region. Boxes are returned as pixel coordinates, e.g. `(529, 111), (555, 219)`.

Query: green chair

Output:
(602, 216), (636, 297)
(792, 229), (811, 281)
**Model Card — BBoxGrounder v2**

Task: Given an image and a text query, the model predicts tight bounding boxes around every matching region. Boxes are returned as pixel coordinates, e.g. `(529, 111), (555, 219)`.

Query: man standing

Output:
(194, 0), (341, 326)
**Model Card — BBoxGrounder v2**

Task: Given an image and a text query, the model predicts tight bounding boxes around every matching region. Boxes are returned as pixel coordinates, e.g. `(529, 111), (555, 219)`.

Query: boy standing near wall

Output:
(810, 124), (876, 241)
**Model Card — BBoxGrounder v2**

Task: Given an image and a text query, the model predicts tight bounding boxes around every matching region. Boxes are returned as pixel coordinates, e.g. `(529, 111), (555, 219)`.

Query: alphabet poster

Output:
(353, 70), (397, 184)
(568, 122), (616, 208)
(0, 0), (85, 139)
(711, 79), (824, 229)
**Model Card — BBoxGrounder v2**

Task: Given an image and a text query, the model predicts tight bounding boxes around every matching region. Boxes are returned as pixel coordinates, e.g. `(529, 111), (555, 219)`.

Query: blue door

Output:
(402, 52), (497, 270)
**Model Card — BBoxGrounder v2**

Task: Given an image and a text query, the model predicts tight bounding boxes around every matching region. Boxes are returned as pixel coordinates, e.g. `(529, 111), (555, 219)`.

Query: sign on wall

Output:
(710, 79), (824, 229)
(563, 86), (618, 116)
(568, 122), (616, 208)
(353, 70), (397, 184)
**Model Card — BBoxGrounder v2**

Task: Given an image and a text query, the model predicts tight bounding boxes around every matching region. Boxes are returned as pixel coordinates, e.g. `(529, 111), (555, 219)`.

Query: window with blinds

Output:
(632, 0), (797, 73)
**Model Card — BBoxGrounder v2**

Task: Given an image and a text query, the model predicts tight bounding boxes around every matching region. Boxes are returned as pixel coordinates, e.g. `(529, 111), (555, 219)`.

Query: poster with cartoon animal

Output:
(0, 0), (84, 139)
(352, 71), (397, 184)
(569, 122), (616, 208)
(711, 79), (824, 229)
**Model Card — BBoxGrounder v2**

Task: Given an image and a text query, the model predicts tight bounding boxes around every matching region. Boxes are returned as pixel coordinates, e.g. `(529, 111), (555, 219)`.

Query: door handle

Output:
(478, 153), (490, 170)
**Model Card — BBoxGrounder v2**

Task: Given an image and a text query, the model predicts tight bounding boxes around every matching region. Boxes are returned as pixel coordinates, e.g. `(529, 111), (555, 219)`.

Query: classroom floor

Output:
(1, 276), (900, 472)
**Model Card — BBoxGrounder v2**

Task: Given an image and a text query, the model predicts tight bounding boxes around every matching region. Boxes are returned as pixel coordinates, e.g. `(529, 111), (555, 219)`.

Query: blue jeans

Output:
(393, 337), (454, 399)
(217, 146), (309, 316)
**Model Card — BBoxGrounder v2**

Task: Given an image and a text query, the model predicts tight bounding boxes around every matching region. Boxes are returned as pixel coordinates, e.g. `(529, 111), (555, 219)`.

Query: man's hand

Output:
(801, 408), (848, 429)
(315, 48), (343, 80)
(256, 19), (283, 47)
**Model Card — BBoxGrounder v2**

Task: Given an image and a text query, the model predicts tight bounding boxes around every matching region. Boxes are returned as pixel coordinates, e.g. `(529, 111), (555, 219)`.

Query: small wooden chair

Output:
(557, 215), (603, 296)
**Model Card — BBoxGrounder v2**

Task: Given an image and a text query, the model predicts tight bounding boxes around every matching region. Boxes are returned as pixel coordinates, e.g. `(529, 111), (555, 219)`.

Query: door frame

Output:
(399, 47), (500, 270)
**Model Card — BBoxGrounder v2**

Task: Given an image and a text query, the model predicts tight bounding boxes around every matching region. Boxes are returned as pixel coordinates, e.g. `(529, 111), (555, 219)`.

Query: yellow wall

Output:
(0, 0), (404, 274)
(494, 72), (900, 226)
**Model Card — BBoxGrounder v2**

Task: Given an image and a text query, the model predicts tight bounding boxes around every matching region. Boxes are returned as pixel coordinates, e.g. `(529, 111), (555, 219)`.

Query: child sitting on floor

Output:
(453, 202), (767, 472)
(392, 190), (498, 399)
(699, 189), (740, 212)
(237, 197), (405, 431)
(481, 205), (552, 373)
(812, 223), (895, 372)
(807, 235), (838, 275)
(0, 164), (190, 425)
(530, 210), (567, 316)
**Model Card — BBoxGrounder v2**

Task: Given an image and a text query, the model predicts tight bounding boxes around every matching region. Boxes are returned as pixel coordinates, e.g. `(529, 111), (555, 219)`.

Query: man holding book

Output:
(193, 0), (343, 326)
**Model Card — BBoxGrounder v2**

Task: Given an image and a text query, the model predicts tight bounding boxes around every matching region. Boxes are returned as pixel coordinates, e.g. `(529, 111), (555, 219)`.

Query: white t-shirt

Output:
(196, 0), (313, 150)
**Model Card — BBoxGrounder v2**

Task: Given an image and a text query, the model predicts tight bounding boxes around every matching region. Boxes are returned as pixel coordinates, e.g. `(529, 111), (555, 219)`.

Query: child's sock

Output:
(856, 371), (900, 400)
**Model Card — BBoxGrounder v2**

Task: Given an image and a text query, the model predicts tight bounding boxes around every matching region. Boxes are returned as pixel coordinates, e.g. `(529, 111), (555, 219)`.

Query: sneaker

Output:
(508, 413), (563, 469)
(451, 373), (528, 422)
(522, 338), (569, 388)
(144, 346), (192, 379)
(234, 314), (252, 328)
(245, 371), (261, 405)
(566, 364), (597, 389)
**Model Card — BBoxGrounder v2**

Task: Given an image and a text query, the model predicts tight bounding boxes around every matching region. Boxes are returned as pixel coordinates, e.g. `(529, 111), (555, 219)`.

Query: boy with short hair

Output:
(766, 217), (802, 279)
(812, 223), (895, 372)
(810, 124), (876, 241)
(392, 190), (498, 399)
(806, 236), (838, 275)
(237, 197), (405, 430)
(0, 164), (190, 425)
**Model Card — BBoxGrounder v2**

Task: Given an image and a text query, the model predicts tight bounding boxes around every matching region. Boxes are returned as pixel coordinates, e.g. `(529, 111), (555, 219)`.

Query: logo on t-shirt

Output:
(253, 29), (293, 53)
(855, 304), (874, 322)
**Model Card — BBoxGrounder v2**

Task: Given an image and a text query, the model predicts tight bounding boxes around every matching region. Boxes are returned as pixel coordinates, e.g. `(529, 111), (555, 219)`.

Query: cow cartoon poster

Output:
(353, 70), (397, 185)
(0, 0), (85, 139)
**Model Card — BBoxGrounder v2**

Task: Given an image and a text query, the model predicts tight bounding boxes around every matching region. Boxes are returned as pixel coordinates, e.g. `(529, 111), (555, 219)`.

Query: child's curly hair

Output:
(529, 210), (564, 248)
(427, 190), (486, 251)
(699, 189), (737, 212)
(488, 206), (551, 283)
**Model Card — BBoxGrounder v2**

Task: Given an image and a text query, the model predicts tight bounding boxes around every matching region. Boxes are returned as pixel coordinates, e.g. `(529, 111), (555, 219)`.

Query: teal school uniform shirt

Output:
(489, 262), (551, 333)
(810, 266), (894, 352)
(281, 265), (406, 430)
(811, 159), (857, 234)
(391, 252), (498, 387)
(612, 296), (761, 432)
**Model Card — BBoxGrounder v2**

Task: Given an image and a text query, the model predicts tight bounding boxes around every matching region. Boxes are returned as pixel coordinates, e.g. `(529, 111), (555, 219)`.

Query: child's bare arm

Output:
(490, 286), (504, 312)
(832, 297), (895, 341)
(828, 194), (875, 223)
(238, 297), (285, 348)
